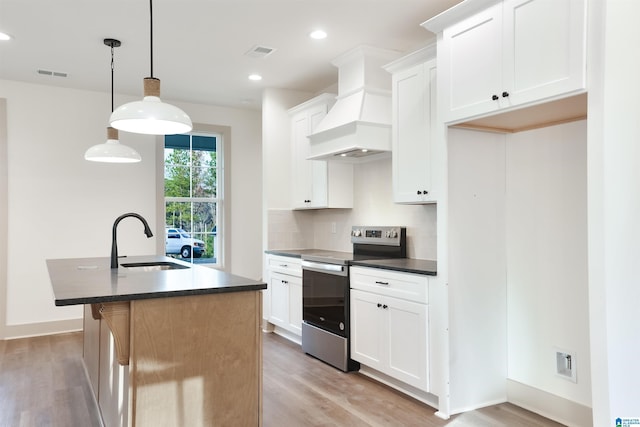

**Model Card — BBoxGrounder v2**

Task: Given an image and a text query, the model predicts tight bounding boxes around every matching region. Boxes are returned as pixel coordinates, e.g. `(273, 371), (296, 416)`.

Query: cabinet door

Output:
(291, 105), (330, 209)
(291, 112), (314, 209)
(98, 321), (129, 427)
(307, 105), (329, 208)
(350, 289), (386, 370)
(269, 273), (290, 328)
(287, 274), (303, 335)
(503, 0), (586, 106)
(386, 297), (429, 391)
(441, 3), (503, 123)
(392, 60), (436, 204)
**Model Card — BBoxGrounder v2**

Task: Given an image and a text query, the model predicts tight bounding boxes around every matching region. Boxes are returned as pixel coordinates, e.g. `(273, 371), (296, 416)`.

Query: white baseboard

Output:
(2, 318), (83, 339)
(357, 365), (440, 411)
(507, 379), (593, 427)
(270, 325), (302, 346)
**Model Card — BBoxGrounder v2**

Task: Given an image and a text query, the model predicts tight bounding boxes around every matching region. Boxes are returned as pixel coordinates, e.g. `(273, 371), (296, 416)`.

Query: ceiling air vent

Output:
(37, 69), (68, 78)
(245, 45), (276, 59)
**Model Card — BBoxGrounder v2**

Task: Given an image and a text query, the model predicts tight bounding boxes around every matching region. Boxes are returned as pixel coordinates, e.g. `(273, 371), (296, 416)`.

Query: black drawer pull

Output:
(377, 303), (382, 308)
(375, 281), (389, 285)
(492, 94), (499, 101)
(502, 91), (509, 98)
(382, 304), (388, 309)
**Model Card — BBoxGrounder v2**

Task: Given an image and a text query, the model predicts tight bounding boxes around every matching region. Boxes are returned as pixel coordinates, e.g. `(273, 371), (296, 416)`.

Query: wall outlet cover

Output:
(555, 347), (577, 383)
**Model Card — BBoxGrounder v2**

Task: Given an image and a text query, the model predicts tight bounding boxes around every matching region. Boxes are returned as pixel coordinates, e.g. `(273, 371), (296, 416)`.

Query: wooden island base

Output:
(83, 291), (262, 427)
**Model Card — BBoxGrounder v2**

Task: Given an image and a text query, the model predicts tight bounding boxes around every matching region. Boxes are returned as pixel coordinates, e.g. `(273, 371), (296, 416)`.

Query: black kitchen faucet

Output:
(110, 212), (153, 269)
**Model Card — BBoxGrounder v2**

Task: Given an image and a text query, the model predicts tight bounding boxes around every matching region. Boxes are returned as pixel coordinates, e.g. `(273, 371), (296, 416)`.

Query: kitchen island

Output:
(47, 255), (266, 427)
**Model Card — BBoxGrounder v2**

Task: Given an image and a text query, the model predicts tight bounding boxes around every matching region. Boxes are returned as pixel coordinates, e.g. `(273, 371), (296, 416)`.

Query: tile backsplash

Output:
(267, 157), (438, 260)
(267, 206), (437, 259)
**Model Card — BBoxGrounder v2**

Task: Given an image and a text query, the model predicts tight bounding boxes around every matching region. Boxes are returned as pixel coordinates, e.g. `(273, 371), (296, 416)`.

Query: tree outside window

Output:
(164, 134), (220, 264)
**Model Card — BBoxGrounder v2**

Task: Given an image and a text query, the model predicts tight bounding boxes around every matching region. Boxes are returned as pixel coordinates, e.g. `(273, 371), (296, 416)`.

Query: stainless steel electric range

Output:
(300, 225), (407, 372)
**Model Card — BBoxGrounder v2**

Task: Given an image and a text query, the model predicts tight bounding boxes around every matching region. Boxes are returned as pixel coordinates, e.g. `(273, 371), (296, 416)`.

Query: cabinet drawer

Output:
(350, 266), (428, 304)
(267, 255), (302, 277)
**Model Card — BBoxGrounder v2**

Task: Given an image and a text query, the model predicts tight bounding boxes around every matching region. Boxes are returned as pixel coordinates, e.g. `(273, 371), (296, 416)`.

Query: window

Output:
(164, 133), (220, 265)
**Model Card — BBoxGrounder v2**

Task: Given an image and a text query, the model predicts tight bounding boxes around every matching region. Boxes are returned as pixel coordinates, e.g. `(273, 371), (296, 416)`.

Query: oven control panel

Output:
(351, 226), (406, 246)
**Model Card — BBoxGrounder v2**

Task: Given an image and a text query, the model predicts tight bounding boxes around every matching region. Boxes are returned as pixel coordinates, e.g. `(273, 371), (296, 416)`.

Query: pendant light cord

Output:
(110, 44), (115, 112)
(149, 0), (154, 78)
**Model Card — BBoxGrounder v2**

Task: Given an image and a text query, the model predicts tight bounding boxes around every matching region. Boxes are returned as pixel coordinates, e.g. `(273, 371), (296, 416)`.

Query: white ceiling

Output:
(0, 0), (462, 110)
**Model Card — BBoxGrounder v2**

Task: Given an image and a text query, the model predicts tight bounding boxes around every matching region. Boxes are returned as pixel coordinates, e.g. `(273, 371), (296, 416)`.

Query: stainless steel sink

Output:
(120, 261), (190, 272)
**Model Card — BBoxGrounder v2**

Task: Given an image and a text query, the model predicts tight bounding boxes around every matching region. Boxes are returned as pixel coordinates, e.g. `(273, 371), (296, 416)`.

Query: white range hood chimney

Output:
(308, 46), (400, 161)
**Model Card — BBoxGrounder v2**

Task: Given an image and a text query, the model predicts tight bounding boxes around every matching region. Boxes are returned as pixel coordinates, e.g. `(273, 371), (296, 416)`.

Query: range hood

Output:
(308, 46), (400, 161)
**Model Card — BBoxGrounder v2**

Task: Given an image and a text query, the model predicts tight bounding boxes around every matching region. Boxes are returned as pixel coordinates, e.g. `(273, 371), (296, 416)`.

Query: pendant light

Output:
(109, 0), (192, 135)
(85, 39), (142, 163)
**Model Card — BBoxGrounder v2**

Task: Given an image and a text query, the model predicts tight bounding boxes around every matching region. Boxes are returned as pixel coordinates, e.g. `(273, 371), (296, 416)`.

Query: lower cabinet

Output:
(269, 271), (302, 335)
(350, 267), (429, 391)
(266, 254), (302, 337)
(83, 304), (130, 427)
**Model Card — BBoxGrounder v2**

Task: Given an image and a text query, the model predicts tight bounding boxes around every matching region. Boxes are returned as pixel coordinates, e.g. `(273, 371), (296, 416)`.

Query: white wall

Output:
(447, 127), (507, 413)
(446, 121), (591, 417)
(587, 0), (640, 423)
(506, 121), (591, 408)
(0, 79), (261, 338)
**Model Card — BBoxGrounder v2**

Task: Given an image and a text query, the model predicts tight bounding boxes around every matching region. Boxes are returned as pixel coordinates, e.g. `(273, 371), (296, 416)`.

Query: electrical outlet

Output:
(555, 348), (577, 383)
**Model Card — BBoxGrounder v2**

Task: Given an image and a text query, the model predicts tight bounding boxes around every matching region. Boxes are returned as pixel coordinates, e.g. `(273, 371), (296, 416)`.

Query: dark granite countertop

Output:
(47, 255), (266, 306)
(266, 249), (437, 276)
(351, 258), (437, 276)
(264, 249), (319, 258)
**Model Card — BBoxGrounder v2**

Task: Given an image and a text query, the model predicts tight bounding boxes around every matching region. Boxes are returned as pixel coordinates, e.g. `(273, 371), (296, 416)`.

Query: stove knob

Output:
(353, 229), (361, 237)
(391, 229), (398, 238)
(385, 230), (391, 238)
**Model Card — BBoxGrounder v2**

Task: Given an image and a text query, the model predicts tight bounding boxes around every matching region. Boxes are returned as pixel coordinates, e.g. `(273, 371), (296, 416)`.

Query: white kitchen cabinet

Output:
(289, 94), (353, 210)
(269, 272), (302, 335)
(385, 47), (437, 204)
(266, 254), (302, 338)
(350, 266), (429, 391)
(426, 0), (586, 124)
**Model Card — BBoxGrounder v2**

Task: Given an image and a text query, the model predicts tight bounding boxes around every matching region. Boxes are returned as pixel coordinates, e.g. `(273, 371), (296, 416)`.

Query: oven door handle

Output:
(301, 260), (348, 276)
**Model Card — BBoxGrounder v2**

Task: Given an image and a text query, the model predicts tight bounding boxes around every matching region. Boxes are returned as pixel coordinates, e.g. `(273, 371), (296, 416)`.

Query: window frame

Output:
(156, 124), (231, 270)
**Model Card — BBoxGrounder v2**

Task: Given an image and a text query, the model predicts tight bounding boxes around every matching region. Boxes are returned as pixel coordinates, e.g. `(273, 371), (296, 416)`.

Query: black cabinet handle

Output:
(375, 281), (389, 285)
(383, 304), (388, 309)
(423, 190), (428, 195)
(377, 303), (382, 308)
(417, 190), (422, 195)
(502, 91), (509, 98)
(281, 280), (288, 284)
(492, 94), (499, 101)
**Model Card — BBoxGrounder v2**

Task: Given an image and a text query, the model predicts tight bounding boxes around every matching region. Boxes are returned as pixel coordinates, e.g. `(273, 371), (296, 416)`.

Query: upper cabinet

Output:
(423, 0), (587, 126)
(384, 46), (438, 204)
(289, 94), (353, 210)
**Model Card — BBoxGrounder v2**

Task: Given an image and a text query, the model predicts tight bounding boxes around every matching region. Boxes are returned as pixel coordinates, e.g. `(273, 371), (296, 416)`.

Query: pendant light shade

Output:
(85, 38), (142, 163)
(85, 127), (142, 163)
(109, 0), (192, 136)
(109, 78), (192, 135)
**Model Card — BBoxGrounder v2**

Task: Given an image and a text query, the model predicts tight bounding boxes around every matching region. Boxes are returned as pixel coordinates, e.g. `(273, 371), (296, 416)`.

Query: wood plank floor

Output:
(0, 331), (565, 426)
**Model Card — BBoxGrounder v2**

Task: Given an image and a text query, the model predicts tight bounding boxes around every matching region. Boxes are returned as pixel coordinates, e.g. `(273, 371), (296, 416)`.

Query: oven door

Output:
(301, 260), (349, 338)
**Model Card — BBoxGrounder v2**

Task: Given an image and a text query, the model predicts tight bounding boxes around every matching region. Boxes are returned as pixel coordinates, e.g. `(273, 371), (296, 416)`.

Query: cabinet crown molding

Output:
(422, 0), (501, 34)
(383, 44), (436, 74)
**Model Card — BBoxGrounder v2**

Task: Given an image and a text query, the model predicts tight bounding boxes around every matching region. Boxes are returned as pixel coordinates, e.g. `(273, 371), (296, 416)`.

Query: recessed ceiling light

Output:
(310, 30), (327, 40)
(248, 74), (262, 81)
(0, 32), (12, 41)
